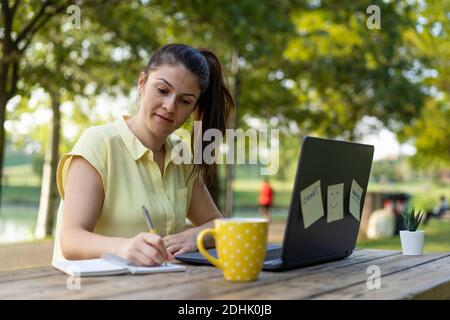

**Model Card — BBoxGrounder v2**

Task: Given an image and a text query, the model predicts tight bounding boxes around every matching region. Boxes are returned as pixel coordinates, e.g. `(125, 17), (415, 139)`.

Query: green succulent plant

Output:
(401, 206), (425, 232)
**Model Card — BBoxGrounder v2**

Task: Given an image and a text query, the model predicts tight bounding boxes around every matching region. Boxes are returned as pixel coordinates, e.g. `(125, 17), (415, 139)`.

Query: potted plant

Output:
(399, 206), (425, 256)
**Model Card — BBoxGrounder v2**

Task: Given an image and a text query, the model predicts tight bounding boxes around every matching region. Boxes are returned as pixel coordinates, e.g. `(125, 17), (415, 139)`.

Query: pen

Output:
(142, 205), (168, 266)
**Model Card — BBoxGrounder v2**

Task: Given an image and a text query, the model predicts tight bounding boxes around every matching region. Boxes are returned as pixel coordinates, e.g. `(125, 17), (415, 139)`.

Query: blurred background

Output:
(0, 0), (449, 262)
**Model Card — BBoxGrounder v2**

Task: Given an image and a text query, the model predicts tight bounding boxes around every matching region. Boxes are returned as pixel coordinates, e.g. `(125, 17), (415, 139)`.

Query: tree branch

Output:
(15, 0), (53, 44)
(11, 0), (21, 16)
(18, 0), (72, 53)
(1, 0), (12, 45)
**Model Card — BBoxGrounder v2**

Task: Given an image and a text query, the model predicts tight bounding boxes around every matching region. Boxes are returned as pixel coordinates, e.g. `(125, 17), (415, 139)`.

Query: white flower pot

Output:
(400, 230), (425, 256)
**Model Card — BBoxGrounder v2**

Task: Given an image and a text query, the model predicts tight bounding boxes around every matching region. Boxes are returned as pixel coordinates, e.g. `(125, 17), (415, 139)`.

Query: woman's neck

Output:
(126, 116), (166, 152)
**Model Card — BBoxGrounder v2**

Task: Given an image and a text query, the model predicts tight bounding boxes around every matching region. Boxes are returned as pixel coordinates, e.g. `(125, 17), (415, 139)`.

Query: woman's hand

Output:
(163, 228), (198, 256)
(115, 232), (173, 266)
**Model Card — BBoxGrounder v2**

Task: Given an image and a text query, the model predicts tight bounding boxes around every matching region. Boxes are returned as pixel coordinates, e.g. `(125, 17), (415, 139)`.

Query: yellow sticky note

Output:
(300, 180), (325, 229)
(349, 180), (363, 221)
(327, 183), (344, 223)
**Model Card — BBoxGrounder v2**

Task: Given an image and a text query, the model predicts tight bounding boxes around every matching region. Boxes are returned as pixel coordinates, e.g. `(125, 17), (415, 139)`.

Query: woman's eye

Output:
(182, 100), (192, 105)
(158, 88), (168, 94)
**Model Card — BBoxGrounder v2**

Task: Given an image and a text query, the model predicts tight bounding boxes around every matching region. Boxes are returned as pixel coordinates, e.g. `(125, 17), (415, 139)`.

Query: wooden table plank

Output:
(0, 249), (448, 300)
(0, 266), (58, 284)
(0, 249), (394, 299)
(316, 255), (450, 300)
(211, 253), (449, 299)
(108, 249), (400, 300)
(0, 264), (216, 299)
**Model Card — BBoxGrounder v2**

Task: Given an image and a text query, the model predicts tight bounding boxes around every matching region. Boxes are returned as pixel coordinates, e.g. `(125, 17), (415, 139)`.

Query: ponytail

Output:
(193, 48), (235, 184)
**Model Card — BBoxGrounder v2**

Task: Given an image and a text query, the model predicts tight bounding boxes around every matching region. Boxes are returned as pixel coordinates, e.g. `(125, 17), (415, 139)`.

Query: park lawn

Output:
(356, 219), (450, 253)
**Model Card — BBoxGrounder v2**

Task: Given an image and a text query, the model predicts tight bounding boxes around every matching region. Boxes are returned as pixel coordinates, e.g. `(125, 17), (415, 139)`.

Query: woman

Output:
(53, 44), (234, 266)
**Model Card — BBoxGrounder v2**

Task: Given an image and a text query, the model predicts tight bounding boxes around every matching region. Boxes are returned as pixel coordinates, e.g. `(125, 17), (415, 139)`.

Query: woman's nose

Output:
(163, 95), (177, 113)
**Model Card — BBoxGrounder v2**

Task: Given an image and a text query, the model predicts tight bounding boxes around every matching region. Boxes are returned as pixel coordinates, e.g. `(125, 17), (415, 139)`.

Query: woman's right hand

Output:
(115, 233), (173, 266)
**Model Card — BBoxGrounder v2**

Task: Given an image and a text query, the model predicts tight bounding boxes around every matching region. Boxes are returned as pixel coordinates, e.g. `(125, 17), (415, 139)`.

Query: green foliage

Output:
(401, 206), (425, 231)
(357, 220), (450, 252)
(285, 0), (427, 140)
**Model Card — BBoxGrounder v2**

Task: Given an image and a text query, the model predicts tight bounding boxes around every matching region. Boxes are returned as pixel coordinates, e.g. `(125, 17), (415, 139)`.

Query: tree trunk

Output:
(224, 49), (240, 217)
(0, 59), (18, 212)
(35, 91), (61, 238)
(0, 91), (7, 211)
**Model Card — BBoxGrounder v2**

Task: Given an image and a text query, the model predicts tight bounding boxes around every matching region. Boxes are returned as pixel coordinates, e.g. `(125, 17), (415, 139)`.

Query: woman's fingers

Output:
(167, 244), (180, 255)
(141, 233), (170, 259)
(173, 247), (188, 256)
(137, 242), (164, 265)
(131, 249), (154, 266)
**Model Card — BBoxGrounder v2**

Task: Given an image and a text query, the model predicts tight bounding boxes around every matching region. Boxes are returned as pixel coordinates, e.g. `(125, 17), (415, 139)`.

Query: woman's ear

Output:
(137, 71), (147, 96)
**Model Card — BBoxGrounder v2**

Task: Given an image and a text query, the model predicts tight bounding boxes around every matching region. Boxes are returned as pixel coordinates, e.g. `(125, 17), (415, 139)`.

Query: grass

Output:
(357, 219), (450, 253)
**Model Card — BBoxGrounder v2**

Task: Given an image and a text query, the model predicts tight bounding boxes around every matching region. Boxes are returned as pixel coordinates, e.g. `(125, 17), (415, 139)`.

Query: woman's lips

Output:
(155, 114), (174, 122)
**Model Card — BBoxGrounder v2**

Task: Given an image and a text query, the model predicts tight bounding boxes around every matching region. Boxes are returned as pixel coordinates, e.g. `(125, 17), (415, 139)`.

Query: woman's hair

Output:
(142, 43), (235, 184)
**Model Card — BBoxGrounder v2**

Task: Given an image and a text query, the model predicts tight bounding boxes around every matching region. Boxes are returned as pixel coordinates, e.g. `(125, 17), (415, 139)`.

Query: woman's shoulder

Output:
(70, 123), (120, 157)
(77, 123), (118, 145)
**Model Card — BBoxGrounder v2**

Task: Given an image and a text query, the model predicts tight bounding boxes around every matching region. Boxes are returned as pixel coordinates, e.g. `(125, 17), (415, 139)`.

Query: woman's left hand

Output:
(163, 228), (198, 256)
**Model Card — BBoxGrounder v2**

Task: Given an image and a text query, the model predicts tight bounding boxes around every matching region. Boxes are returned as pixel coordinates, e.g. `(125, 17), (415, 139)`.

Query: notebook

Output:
(53, 253), (186, 277)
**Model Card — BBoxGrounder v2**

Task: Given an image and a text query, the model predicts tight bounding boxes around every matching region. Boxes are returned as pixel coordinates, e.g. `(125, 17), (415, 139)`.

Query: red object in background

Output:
(258, 181), (273, 206)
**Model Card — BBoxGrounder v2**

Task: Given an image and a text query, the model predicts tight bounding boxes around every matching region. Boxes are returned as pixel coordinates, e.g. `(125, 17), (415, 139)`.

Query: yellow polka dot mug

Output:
(197, 218), (269, 282)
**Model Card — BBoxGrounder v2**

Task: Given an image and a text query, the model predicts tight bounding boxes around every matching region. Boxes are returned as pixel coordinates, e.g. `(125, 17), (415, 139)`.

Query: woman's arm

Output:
(60, 156), (171, 265)
(163, 177), (223, 255)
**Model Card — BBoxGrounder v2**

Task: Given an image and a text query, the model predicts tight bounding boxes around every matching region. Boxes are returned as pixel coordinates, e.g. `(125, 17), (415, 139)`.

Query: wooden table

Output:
(0, 249), (448, 300)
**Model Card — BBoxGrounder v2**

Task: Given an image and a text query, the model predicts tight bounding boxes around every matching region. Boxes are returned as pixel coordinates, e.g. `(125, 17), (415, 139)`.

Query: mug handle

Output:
(197, 228), (224, 270)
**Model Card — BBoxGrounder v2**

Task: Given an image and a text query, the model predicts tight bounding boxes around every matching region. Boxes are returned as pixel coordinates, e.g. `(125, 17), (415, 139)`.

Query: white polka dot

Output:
(231, 268), (235, 273)
(236, 249), (240, 253)
(244, 256), (249, 260)
(229, 241), (234, 246)
(222, 235), (227, 240)
(252, 236), (257, 241)
(245, 243), (249, 248)
(237, 276), (241, 280)
(250, 262), (254, 267)
(245, 229), (250, 234)
(230, 254), (235, 259)
(251, 249), (255, 254)
(229, 226), (234, 231)
(236, 261), (240, 266)
(253, 223), (258, 227)
(243, 268), (247, 273)
(237, 234), (241, 239)
(223, 249), (227, 254)
(224, 262), (228, 266)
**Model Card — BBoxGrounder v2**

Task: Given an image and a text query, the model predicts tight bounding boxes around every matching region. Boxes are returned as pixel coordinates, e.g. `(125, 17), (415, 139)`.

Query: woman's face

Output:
(137, 64), (201, 138)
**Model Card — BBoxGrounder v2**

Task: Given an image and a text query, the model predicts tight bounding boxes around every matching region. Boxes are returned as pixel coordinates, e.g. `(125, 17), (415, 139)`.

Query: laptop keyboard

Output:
(264, 248), (282, 261)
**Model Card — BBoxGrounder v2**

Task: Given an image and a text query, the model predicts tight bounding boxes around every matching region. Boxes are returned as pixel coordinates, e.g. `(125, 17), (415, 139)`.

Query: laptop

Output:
(175, 136), (374, 271)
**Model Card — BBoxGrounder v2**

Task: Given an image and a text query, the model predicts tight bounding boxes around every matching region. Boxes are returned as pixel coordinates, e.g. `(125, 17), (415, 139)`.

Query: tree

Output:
(0, 0), (77, 209)
(398, 0), (450, 168)
(284, 0), (427, 141)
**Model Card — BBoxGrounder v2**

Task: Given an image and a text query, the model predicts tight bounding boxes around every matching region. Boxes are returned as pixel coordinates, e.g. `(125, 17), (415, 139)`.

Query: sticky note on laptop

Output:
(300, 180), (325, 229)
(349, 179), (363, 221)
(327, 183), (344, 223)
